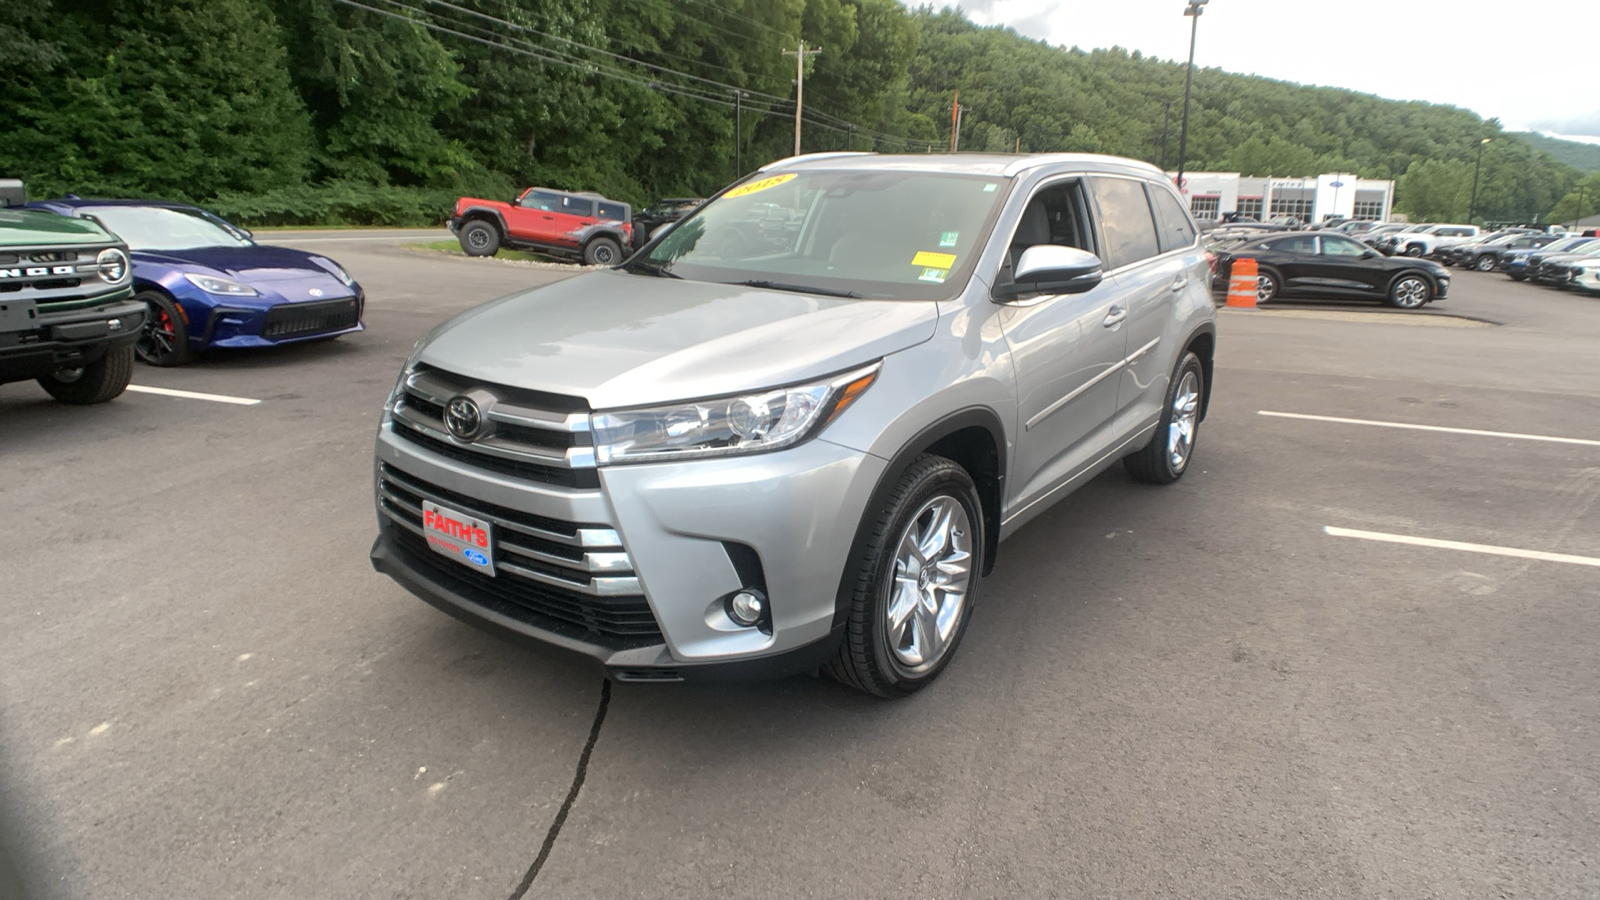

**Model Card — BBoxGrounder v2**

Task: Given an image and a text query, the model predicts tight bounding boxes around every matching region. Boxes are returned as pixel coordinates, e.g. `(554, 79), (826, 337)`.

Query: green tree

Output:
(1548, 172), (1600, 224)
(1397, 158), (1472, 222)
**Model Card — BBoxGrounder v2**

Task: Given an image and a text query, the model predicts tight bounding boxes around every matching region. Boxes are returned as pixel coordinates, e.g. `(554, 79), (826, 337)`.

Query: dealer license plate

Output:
(421, 500), (495, 577)
(0, 300), (38, 334)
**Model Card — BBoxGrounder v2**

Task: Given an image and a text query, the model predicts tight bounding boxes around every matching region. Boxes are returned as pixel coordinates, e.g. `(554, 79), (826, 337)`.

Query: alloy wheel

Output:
(1393, 277), (1429, 309)
(1167, 369), (1200, 472)
(1256, 273), (1276, 303)
(884, 496), (973, 675)
(137, 301), (177, 361)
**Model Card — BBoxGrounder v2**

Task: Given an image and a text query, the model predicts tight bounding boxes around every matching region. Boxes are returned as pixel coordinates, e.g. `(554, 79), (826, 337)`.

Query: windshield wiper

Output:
(732, 279), (863, 299)
(625, 260), (680, 278)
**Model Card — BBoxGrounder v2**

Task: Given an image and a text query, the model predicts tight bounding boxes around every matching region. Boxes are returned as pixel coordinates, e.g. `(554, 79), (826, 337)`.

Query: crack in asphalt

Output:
(506, 678), (612, 899)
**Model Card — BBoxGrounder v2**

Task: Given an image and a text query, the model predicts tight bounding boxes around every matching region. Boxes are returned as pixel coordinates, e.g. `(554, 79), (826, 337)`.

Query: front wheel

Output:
(1387, 274), (1432, 309)
(826, 455), (983, 698)
(1473, 254), (1496, 272)
(134, 290), (194, 366)
(1404, 245), (1425, 258)
(1124, 351), (1204, 484)
(458, 220), (500, 257)
(1509, 272), (1526, 282)
(37, 343), (134, 405)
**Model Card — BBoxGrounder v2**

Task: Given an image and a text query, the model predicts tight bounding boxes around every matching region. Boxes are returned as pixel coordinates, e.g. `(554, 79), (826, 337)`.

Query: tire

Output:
(582, 236), (622, 266)
(1473, 254), (1496, 272)
(825, 455), (983, 698)
(1404, 244), (1425, 258)
(1387, 273), (1432, 309)
(1509, 272), (1526, 282)
(36, 343), (134, 405)
(1255, 268), (1280, 304)
(133, 290), (194, 367)
(1124, 351), (1204, 485)
(458, 220), (500, 257)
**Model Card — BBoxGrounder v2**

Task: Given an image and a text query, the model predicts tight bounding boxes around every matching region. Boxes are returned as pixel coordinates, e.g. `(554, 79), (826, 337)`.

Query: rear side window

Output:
(560, 195), (595, 216)
(1091, 177), (1160, 269)
(596, 201), (628, 221)
(1147, 184), (1197, 253)
(521, 190), (562, 211)
(1267, 235), (1317, 254)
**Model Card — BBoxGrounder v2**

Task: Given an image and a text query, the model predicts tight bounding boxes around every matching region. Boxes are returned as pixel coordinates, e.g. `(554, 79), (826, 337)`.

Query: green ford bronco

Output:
(1, 179), (143, 404)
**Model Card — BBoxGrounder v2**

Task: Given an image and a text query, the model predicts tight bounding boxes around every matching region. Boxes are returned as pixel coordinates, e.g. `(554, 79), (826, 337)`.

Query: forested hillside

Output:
(0, 0), (1582, 225)
(1514, 132), (1600, 174)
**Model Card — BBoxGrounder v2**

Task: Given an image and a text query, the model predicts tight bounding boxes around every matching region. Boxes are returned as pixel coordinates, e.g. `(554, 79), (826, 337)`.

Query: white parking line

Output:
(1259, 410), (1600, 448)
(1324, 526), (1600, 569)
(126, 385), (262, 406)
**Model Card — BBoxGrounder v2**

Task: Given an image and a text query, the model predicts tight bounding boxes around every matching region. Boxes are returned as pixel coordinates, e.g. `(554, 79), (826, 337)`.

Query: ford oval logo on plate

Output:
(309, 288), (324, 297)
(462, 548), (489, 566)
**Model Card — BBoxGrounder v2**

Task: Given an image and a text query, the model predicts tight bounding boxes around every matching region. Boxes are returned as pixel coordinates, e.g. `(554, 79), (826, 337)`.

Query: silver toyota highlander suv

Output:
(371, 152), (1218, 697)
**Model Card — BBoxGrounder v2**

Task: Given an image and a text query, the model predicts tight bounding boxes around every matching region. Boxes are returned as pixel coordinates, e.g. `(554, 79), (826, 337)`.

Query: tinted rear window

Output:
(596, 201), (628, 221)
(560, 196), (594, 216)
(1147, 184), (1197, 254)
(1091, 177), (1160, 269)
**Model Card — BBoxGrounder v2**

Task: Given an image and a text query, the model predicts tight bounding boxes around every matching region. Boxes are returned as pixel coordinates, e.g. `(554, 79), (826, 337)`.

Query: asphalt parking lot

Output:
(3, 233), (1598, 899)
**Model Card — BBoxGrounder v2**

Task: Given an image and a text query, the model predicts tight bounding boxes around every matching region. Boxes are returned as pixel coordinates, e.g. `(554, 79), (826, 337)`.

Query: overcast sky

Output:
(943, 0), (1600, 144)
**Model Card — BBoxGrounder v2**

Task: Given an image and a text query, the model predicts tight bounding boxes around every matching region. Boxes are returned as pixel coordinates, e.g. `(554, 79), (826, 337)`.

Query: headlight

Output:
(314, 257), (356, 286)
(96, 247), (129, 284)
(591, 363), (881, 465)
(184, 273), (258, 296)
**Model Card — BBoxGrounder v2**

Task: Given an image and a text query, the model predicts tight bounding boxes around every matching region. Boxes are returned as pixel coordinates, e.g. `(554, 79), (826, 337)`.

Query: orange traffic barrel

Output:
(1227, 257), (1258, 309)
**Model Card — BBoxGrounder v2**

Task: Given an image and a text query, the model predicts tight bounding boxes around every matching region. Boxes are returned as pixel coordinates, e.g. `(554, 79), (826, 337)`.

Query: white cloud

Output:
(937, 0), (1600, 134)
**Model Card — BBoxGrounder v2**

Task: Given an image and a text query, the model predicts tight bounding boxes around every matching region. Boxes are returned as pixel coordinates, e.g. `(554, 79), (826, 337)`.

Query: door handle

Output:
(1169, 277), (1188, 292)
(1103, 306), (1127, 328)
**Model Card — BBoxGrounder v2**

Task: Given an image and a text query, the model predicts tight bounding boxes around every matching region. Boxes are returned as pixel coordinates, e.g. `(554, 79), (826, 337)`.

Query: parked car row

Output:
(1506, 235), (1600, 291)
(1209, 228), (1449, 309)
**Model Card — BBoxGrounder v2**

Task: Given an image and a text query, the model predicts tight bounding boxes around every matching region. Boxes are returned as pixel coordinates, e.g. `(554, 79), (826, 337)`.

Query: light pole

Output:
(1468, 137), (1490, 224)
(1158, 100), (1173, 171)
(1572, 184), (1586, 230)
(1174, 0), (1208, 198)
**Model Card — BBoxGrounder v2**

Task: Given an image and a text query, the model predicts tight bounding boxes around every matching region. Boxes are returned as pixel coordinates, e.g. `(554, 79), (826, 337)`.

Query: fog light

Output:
(107, 319), (122, 331)
(728, 590), (765, 627)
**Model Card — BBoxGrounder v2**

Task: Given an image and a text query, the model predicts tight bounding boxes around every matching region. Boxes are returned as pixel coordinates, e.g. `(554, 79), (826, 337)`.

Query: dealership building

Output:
(1166, 171), (1396, 222)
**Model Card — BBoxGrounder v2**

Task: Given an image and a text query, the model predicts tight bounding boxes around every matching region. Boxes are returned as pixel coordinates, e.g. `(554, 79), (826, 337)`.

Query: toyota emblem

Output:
(444, 396), (484, 441)
(309, 288), (324, 297)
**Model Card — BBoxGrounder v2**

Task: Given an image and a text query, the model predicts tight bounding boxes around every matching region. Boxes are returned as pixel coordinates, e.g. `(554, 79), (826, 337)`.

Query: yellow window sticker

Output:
(723, 173), (797, 199)
(911, 251), (957, 269)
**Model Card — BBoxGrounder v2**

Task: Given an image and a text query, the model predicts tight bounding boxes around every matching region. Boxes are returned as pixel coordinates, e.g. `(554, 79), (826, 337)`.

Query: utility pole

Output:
(782, 41), (821, 156)
(1468, 137), (1490, 224)
(949, 91), (959, 152)
(1175, 0), (1208, 196)
(730, 89), (747, 177)
(1158, 100), (1173, 171)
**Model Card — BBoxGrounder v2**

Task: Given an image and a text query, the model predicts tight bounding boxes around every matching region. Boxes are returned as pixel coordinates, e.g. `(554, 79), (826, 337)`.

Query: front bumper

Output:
(0, 296), (144, 383)
(370, 419), (887, 679)
(197, 292), (364, 347)
(1572, 269), (1600, 293)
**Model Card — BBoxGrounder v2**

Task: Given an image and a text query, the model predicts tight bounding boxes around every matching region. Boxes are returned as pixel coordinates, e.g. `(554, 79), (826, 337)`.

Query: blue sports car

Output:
(26, 199), (364, 366)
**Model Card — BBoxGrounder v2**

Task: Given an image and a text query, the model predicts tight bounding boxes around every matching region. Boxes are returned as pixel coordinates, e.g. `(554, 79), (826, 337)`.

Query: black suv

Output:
(630, 197), (703, 250)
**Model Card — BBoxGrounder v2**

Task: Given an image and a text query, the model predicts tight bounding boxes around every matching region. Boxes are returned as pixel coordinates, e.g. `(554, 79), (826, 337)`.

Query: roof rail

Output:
(757, 151), (875, 173)
(1001, 153), (1163, 177)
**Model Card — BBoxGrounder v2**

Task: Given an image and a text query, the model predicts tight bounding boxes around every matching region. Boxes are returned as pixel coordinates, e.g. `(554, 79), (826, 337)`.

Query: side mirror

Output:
(1362, 249), (1378, 259)
(997, 245), (1104, 299)
(238, 228), (254, 242)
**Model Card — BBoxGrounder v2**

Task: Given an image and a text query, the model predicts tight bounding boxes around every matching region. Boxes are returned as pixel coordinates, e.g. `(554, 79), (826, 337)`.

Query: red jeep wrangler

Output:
(450, 188), (633, 265)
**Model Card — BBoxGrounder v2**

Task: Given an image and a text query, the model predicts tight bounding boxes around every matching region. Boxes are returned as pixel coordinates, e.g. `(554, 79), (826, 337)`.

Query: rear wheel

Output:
(1387, 274), (1432, 309)
(1473, 254), (1496, 272)
(1404, 244), (1425, 257)
(826, 455), (983, 698)
(134, 290), (194, 367)
(37, 343), (134, 405)
(1255, 268), (1280, 304)
(583, 236), (622, 266)
(458, 220), (500, 257)
(1124, 351), (1204, 484)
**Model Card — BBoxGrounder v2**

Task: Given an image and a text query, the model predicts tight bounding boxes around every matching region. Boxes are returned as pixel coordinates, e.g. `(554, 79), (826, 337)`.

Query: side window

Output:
(561, 195), (596, 217)
(1090, 177), (1160, 269)
(520, 190), (562, 211)
(596, 201), (627, 221)
(1271, 235), (1317, 254)
(1004, 180), (1095, 270)
(1148, 184), (1198, 253)
(1320, 236), (1367, 256)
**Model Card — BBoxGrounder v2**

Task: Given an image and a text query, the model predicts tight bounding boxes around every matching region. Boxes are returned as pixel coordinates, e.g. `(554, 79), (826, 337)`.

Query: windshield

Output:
(1548, 237), (1595, 253)
(85, 205), (250, 251)
(628, 169), (1010, 300)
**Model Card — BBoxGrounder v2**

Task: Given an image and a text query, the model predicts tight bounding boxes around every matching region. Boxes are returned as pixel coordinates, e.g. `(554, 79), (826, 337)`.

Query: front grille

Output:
(388, 364), (598, 487)
(378, 463), (662, 646)
(261, 297), (360, 337)
(391, 420), (600, 488)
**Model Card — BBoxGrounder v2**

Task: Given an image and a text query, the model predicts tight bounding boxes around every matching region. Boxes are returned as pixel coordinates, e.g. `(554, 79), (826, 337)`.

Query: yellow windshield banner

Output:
(724, 173), (797, 199)
(911, 251), (957, 269)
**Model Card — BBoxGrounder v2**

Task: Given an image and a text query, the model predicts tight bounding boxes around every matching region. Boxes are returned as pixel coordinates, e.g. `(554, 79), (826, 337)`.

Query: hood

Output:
(0, 209), (116, 247)
(418, 268), (939, 409)
(135, 244), (343, 283)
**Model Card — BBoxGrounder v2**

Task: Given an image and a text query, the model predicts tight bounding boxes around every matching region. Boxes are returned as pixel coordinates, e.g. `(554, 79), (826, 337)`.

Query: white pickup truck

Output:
(1388, 224), (1479, 258)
